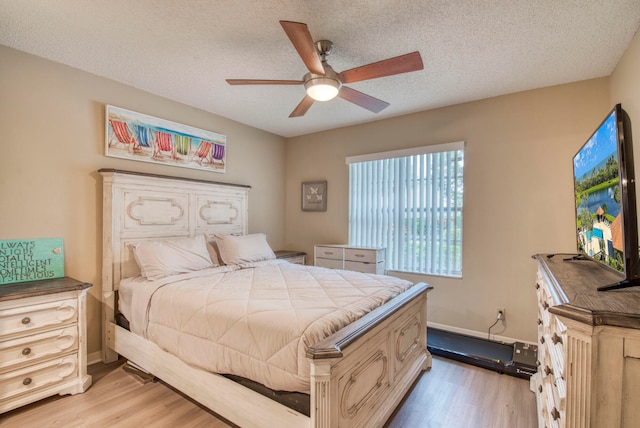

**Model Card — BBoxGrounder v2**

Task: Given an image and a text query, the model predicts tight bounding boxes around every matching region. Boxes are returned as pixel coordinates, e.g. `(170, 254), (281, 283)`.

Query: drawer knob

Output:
(540, 336), (545, 345)
(22, 347), (32, 356)
(21, 317), (31, 325)
(355, 254), (365, 258)
(538, 385), (542, 393)
(23, 377), (32, 386)
(551, 407), (560, 420)
(551, 332), (563, 345)
(535, 283), (540, 290)
(537, 318), (543, 326)
(544, 365), (553, 376)
(542, 302), (550, 310)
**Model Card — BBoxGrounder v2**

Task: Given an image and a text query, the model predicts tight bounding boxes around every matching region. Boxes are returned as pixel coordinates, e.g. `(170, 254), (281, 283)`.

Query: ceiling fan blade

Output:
(339, 51), (423, 84)
(289, 95), (315, 117)
(280, 21), (325, 75)
(226, 79), (303, 85)
(338, 86), (390, 113)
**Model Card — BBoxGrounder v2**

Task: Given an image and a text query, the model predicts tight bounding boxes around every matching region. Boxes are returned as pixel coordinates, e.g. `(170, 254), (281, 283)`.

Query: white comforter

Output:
(119, 259), (414, 393)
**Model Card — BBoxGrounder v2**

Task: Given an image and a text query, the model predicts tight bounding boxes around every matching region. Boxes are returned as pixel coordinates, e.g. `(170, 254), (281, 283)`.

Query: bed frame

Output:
(100, 169), (432, 428)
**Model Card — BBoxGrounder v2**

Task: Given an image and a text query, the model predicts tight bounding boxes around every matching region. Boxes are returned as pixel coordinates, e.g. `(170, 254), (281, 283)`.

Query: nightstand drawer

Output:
(283, 256), (305, 265)
(274, 250), (306, 265)
(0, 299), (77, 338)
(0, 326), (78, 372)
(0, 355), (78, 403)
(315, 246), (343, 260)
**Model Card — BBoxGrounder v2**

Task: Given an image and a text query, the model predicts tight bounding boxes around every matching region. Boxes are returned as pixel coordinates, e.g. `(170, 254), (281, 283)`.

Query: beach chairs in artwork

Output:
(175, 135), (191, 158)
(108, 118), (225, 169)
(195, 141), (213, 164)
(213, 143), (225, 165)
(153, 130), (177, 160)
(108, 119), (142, 153)
(194, 140), (225, 166)
(133, 124), (154, 149)
(152, 131), (194, 161)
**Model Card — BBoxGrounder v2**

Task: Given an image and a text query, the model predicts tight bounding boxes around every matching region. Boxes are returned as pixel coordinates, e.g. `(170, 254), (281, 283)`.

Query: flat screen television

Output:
(573, 103), (640, 291)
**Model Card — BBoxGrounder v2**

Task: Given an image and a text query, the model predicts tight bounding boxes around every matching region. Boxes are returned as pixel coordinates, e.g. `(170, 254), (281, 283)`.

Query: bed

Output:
(100, 169), (432, 428)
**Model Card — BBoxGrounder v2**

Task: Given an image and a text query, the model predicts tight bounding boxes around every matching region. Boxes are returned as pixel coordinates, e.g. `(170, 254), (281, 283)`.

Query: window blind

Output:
(347, 142), (464, 277)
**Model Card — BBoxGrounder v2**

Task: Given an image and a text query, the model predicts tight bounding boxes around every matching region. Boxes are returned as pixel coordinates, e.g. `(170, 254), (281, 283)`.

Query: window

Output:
(347, 142), (464, 277)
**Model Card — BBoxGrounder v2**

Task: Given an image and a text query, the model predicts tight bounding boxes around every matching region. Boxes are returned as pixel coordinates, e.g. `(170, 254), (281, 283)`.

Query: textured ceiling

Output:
(1, 0), (639, 138)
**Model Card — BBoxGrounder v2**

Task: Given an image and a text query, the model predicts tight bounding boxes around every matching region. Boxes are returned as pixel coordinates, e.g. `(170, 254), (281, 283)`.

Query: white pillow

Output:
(132, 235), (215, 280)
(214, 233), (276, 265)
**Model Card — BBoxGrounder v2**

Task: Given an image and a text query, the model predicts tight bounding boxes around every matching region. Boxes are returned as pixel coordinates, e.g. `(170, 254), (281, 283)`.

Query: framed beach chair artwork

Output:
(105, 105), (226, 173)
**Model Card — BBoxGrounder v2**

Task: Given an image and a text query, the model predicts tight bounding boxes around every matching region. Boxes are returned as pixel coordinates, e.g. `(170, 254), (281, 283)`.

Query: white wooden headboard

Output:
(100, 169), (250, 291)
(100, 168), (250, 359)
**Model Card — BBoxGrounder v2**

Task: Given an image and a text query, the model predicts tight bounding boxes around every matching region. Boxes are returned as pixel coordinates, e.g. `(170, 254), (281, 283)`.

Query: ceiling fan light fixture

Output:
(305, 76), (341, 101)
(227, 23), (422, 117)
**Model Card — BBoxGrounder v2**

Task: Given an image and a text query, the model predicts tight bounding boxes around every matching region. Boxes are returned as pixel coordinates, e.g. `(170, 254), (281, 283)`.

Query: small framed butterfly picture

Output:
(301, 180), (327, 212)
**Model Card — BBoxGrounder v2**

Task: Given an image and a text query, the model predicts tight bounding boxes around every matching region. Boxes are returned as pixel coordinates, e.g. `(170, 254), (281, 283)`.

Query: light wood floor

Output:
(2, 356), (537, 427)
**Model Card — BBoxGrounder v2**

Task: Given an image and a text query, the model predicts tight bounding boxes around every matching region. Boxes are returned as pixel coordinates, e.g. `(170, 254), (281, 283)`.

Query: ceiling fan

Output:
(226, 21), (424, 118)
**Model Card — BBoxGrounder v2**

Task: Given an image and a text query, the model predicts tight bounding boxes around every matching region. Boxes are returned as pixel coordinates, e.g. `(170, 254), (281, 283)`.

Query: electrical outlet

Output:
(496, 307), (505, 321)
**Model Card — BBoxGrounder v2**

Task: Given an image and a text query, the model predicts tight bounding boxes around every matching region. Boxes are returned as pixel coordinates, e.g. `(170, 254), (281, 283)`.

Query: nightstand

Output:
(0, 277), (92, 413)
(275, 250), (307, 265)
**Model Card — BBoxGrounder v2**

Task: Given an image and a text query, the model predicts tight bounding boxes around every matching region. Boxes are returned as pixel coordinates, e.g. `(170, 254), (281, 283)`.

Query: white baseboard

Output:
(427, 321), (535, 346)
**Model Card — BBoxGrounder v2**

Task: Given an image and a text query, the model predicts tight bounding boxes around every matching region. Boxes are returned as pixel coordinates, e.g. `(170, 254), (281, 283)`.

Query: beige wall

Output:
(2, 26), (638, 355)
(611, 28), (640, 169)
(285, 79), (612, 342)
(0, 45), (287, 358)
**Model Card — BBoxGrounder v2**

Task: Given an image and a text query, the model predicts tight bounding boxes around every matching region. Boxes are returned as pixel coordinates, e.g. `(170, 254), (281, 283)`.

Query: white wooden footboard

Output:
(309, 282), (431, 428)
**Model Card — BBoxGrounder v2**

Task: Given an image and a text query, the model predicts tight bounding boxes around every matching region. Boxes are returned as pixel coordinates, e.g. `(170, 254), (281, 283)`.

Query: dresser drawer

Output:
(0, 326), (78, 372)
(316, 258), (344, 269)
(0, 355), (78, 403)
(345, 260), (385, 274)
(0, 298), (77, 338)
(315, 246), (343, 260)
(344, 248), (384, 264)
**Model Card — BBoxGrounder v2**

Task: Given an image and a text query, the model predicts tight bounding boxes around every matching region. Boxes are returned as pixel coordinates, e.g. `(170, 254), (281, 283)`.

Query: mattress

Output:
(119, 259), (414, 393)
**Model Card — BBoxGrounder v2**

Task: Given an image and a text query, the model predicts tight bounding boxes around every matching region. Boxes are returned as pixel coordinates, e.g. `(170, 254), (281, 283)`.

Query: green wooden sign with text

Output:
(0, 238), (64, 285)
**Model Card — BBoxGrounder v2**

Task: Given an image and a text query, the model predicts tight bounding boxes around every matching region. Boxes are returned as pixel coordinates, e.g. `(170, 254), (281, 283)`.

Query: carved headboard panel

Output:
(100, 169), (250, 294)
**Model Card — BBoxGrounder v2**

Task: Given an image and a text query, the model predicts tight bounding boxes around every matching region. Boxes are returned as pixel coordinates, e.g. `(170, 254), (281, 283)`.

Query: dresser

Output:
(532, 254), (640, 428)
(314, 244), (386, 274)
(0, 277), (92, 413)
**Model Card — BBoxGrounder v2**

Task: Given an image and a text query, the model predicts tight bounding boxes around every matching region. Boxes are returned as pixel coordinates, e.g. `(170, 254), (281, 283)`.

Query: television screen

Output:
(573, 104), (640, 290)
